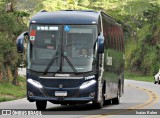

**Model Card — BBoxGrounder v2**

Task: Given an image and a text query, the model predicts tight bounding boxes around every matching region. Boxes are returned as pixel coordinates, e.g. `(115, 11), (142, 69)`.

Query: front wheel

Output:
(93, 98), (104, 109)
(36, 101), (47, 110)
(93, 90), (104, 109)
(104, 99), (111, 105)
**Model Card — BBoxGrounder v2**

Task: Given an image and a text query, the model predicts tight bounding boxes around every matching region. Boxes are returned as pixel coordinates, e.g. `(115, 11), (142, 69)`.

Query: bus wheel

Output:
(104, 99), (111, 105)
(93, 91), (104, 109)
(112, 89), (120, 105)
(158, 78), (160, 84)
(36, 101), (47, 110)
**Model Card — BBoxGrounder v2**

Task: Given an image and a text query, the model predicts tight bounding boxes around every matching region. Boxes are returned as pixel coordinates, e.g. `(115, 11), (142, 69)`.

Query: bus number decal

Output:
(37, 26), (58, 31)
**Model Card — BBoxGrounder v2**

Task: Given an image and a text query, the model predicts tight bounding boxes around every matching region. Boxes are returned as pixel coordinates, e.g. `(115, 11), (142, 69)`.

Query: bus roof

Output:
(30, 10), (100, 25)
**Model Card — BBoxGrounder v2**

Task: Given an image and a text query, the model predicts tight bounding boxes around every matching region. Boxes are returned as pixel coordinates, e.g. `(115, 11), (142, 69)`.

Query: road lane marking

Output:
(84, 84), (159, 118)
(102, 85), (159, 117)
(127, 85), (159, 109)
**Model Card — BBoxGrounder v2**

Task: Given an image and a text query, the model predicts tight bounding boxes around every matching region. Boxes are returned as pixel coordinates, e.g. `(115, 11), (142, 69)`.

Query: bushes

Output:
(125, 2), (160, 76)
(126, 26), (160, 76)
(0, 2), (28, 84)
(140, 45), (157, 75)
(125, 40), (139, 71)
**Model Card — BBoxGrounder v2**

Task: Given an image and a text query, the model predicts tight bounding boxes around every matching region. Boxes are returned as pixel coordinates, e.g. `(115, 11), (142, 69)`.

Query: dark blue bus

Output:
(16, 10), (125, 110)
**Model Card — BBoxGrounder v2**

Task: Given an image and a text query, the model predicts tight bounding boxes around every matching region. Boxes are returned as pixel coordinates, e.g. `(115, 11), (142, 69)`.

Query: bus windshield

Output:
(29, 25), (97, 73)
(63, 25), (97, 73)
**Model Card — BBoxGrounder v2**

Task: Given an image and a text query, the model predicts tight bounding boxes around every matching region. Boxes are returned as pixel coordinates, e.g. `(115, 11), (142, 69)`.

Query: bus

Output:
(16, 10), (125, 110)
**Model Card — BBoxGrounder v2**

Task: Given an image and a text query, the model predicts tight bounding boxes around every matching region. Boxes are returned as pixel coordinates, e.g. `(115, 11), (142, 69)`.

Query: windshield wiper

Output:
(62, 53), (78, 74)
(43, 52), (59, 75)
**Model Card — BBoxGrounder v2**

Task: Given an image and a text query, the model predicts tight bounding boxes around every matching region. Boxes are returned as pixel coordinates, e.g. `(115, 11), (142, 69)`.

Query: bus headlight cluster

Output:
(80, 80), (96, 89)
(27, 79), (43, 88)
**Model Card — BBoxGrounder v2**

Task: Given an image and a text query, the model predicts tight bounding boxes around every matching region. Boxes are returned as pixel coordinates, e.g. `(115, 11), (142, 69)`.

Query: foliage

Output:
(15, 0), (42, 13)
(125, 71), (153, 83)
(143, 3), (160, 24)
(0, 1), (28, 84)
(118, 1), (160, 76)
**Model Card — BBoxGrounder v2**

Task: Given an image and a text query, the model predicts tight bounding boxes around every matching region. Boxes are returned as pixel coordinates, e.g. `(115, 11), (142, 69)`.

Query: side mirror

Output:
(97, 32), (104, 53)
(16, 32), (28, 53)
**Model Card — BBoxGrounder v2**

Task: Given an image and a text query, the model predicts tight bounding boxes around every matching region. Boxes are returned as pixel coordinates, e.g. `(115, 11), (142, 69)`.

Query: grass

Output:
(125, 71), (153, 82)
(0, 76), (26, 102)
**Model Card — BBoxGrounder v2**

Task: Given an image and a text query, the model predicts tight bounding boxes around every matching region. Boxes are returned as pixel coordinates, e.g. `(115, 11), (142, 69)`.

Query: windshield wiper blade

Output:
(43, 52), (58, 75)
(62, 54), (78, 74)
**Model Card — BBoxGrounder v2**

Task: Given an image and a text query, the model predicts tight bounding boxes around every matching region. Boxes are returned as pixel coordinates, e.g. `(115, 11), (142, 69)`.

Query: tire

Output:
(93, 98), (104, 109)
(112, 88), (120, 105)
(36, 101), (47, 110)
(154, 77), (157, 84)
(93, 89), (104, 109)
(154, 81), (157, 84)
(158, 78), (160, 84)
(104, 99), (111, 105)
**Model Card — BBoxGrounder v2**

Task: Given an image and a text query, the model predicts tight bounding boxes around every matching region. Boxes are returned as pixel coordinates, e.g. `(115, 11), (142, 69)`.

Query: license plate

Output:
(55, 91), (67, 96)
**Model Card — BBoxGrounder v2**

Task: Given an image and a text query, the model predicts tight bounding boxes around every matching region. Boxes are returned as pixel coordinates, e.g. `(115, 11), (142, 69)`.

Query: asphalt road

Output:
(0, 80), (160, 118)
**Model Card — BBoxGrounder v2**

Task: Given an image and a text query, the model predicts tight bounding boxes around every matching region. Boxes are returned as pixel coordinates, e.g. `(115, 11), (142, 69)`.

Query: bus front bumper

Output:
(27, 81), (97, 104)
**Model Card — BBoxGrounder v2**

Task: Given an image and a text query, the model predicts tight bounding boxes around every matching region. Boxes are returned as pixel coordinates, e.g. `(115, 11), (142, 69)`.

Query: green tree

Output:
(0, 1), (28, 84)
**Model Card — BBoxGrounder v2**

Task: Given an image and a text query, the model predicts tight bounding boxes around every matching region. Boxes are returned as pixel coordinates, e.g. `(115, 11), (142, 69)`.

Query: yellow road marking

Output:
(84, 84), (159, 118)
(128, 85), (159, 109)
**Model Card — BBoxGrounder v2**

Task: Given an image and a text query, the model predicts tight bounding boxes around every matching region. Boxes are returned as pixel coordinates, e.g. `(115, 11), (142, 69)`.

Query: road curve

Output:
(0, 80), (160, 118)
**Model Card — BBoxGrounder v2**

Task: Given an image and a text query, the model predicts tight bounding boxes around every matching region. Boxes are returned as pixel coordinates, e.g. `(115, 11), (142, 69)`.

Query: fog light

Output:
(89, 92), (95, 97)
(28, 91), (34, 97)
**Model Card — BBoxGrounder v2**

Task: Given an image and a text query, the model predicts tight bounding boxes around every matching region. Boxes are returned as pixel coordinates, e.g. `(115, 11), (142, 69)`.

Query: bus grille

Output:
(40, 79), (83, 88)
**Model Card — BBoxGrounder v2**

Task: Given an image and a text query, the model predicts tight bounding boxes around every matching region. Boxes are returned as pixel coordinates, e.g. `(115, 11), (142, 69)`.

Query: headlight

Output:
(27, 79), (43, 88)
(80, 80), (96, 89)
